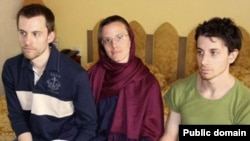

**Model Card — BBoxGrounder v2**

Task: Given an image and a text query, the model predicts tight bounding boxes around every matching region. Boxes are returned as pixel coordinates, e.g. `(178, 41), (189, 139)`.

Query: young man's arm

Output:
(159, 110), (181, 141)
(2, 60), (32, 138)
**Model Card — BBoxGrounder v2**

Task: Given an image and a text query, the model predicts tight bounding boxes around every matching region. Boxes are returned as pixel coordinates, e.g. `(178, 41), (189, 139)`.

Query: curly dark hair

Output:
(195, 17), (242, 53)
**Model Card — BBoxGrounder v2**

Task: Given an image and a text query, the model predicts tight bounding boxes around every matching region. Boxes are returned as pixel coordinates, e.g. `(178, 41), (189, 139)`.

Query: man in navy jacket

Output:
(2, 4), (97, 141)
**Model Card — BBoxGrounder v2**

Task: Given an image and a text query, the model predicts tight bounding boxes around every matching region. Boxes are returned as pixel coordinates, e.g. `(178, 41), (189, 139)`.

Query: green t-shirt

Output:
(165, 73), (250, 124)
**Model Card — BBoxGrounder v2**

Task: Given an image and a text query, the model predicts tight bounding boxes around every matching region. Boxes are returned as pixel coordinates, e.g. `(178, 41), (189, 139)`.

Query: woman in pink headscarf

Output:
(88, 15), (164, 141)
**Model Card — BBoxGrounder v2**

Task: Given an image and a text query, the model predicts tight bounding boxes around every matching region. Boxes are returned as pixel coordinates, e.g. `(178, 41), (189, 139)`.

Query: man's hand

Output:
(17, 132), (32, 141)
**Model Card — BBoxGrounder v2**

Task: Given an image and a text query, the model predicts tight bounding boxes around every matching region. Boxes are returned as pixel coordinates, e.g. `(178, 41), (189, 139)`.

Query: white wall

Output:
(0, 0), (23, 96)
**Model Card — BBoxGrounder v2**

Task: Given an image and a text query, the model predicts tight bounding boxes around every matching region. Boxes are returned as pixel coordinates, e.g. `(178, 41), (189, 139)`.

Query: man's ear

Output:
(229, 49), (239, 64)
(48, 31), (55, 43)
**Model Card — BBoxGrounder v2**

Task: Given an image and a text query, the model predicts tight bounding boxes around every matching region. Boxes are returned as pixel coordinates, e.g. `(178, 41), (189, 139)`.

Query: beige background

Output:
(43, 0), (250, 64)
(1, 0), (250, 95)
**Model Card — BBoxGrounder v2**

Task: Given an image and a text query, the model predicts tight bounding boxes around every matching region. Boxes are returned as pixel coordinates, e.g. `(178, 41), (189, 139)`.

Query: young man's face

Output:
(196, 36), (237, 80)
(17, 15), (54, 61)
(101, 21), (131, 63)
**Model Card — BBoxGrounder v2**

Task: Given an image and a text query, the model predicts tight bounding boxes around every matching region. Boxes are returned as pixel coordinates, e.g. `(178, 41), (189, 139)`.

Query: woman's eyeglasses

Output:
(102, 34), (128, 46)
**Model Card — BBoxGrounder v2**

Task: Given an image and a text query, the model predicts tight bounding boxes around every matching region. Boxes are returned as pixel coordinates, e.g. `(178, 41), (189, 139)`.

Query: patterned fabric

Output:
(153, 22), (179, 84)
(0, 95), (15, 141)
(230, 66), (250, 88)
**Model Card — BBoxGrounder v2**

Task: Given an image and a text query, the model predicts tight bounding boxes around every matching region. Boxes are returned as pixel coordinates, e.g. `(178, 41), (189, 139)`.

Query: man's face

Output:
(196, 36), (237, 80)
(18, 15), (54, 61)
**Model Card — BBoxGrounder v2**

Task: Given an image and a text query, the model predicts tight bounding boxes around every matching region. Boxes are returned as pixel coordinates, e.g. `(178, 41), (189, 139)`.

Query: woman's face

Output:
(101, 21), (131, 63)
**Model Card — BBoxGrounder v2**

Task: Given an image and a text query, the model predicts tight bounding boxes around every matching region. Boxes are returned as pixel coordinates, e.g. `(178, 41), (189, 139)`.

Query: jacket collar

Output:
(21, 44), (60, 72)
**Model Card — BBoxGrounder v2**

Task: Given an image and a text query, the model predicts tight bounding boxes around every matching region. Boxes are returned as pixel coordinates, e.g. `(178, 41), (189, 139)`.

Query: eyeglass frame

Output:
(101, 33), (129, 46)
